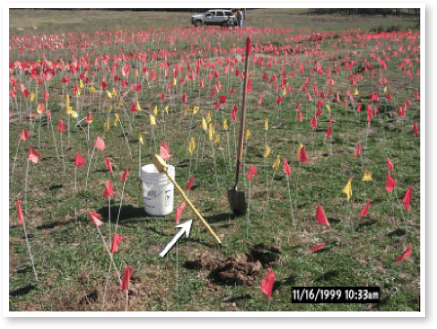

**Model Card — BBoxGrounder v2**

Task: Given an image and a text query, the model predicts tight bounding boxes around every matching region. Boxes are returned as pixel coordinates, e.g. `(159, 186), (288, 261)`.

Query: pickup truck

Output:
(191, 10), (236, 27)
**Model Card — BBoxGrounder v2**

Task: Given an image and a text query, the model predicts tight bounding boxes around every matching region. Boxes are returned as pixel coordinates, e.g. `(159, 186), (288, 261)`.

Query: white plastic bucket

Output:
(141, 164), (175, 216)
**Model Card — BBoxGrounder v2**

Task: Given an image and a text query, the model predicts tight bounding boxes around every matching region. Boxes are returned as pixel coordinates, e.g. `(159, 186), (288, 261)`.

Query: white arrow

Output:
(159, 219), (193, 258)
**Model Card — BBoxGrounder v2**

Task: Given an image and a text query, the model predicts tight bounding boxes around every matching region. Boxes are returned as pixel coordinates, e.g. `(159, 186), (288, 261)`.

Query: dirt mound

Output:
(184, 243), (281, 286)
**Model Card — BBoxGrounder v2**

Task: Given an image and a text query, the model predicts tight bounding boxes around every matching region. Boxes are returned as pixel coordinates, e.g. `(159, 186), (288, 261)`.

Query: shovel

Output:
(228, 36), (252, 216)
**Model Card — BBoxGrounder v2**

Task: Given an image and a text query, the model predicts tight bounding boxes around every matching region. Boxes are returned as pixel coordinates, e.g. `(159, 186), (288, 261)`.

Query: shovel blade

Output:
(227, 187), (247, 216)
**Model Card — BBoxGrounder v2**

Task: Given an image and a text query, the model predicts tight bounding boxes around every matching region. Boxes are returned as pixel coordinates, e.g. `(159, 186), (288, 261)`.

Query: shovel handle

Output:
(235, 37), (252, 188)
(164, 172), (223, 246)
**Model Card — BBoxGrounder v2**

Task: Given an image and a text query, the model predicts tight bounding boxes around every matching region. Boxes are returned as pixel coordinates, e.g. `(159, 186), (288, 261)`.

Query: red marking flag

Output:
(402, 186), (413, 211)
(17, 199), (24, 225)
(185, 176), (195, 190)
(360, 200), (371, 217)
(86, 112), (93, 124)
(89, 212), (103, 227)
(120, 167), (129, 182)
(229, 86), (234, 95)
(75, 153), (86, 168)
(310, 242), (326, 253)
(175, 202), (186, 224)
(102, 180), (114, 199)
(120, 266), (134, 290)
(297, 145), (308, 164)
(385, 173), (397, 192)
(315, 204), (330, 226)
(159, 146), (171, 162)
(396, 246), (412, 263)
(283, 159), (291, 177)
(247, 165), (258, 180)
(105, 157), (113, 174)
(20, 129), (31, 142)
(261, 268), (275, 299)
(95, 136), (105, 152)
(386, 157), (394, 171)
(110, 233), (123, 253)
(57, 119), (67, 133)
(27, 147), (41, 164)
(353, 142), (361, 157)
(309, 116), (317, 129)
(231, 104), (238, 121)
(413, 122), (419, 137)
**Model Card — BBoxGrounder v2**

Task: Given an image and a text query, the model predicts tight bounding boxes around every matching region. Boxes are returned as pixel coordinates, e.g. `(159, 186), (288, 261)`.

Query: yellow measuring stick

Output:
(151, 154), (223, 246)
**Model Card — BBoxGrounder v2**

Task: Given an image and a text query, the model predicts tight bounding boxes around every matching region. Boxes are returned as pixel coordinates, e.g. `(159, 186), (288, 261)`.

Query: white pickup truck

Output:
(191, 9), (236, 27)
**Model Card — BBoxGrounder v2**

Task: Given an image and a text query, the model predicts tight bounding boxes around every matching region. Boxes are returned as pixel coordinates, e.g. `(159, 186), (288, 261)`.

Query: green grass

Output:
(9, 10), (420, 312)
(9, 8), (419, 35)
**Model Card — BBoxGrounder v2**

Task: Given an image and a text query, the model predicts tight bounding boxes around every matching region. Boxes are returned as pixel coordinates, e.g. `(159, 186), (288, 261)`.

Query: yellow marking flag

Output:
(265, 119), (269, 131)
(153, 105), (158, 116)
(150, 114), (156, 126)
(68, 109), (78, 119)
(245, 129), (251, 140)
(342, 178), (353, 201)
(114, 113), (120, 126)
(104, 118), (110, 132)
(272, 154), (280, 170)
(201, 117), (207, 131)
(30, 92), (35, 102)
(297, 143), (304, 155)
(90, 85), (96, 94)
(214, 133), (220, 144)
(189, 137), (196, 154)
(223, 118), (228, 130)
(137, 102), (142, 112)
(264, 145), (271, 158)
(362, 168), (373, 181)
(193, 106), (199, 115)
(326, 104), (331, 113)
(138, 133), (144, 145)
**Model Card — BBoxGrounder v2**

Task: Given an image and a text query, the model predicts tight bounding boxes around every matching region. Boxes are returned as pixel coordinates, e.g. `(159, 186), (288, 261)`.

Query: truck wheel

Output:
(193, 20), (202, 27)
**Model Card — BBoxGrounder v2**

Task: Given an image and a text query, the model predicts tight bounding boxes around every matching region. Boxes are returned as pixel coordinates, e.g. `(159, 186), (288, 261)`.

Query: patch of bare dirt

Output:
(74, 275), (150, 311)
(184, 243), (281, 287)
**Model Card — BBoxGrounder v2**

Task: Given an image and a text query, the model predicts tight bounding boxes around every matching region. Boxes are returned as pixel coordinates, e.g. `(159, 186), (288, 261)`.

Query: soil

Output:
(183, 243), (281, 287)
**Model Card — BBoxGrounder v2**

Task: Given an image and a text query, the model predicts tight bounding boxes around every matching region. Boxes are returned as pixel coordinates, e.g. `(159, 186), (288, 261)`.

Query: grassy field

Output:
(9, 8), (419, 35)
(9, 9), (421, 312)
